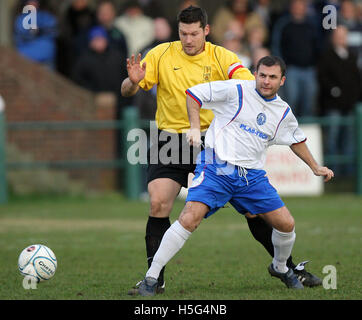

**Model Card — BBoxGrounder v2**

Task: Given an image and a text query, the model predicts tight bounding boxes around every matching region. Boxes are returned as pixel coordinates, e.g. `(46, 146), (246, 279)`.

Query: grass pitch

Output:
(0, 193), (361, 300)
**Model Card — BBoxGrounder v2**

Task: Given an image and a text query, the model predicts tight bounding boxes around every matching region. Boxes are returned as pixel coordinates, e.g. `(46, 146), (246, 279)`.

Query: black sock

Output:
(245, 216), (295, 269)
(145, 216), (171, 286)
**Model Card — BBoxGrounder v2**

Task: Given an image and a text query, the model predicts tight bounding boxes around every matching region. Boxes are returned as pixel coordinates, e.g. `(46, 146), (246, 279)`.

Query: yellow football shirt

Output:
(138, 41), (254, 133)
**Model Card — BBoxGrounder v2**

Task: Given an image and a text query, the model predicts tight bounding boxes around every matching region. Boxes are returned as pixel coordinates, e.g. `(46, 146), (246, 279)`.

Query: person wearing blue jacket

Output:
(13, 0), (58, 69)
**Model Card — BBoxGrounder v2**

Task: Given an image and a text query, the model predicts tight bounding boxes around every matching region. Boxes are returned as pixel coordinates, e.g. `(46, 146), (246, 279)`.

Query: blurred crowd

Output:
(11, 0), (362, 173)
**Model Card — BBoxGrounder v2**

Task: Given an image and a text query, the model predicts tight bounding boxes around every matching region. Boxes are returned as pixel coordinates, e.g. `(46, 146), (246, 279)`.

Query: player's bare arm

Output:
(290, 142), (334, 182)
(121, 53), (146, 97)
(185, 94), (201, 147)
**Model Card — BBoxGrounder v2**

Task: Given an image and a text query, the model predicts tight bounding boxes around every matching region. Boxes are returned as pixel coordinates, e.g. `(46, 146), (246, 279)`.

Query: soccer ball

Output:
(18, 244), (57, 282)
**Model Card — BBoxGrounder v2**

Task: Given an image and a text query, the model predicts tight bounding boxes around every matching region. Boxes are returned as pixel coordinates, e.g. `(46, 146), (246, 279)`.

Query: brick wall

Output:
(0, 46), (119, 191)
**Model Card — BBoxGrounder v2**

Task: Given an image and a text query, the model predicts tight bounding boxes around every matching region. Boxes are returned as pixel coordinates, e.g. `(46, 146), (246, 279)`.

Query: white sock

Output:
(146, 220), (191, 279)
(272, 228), (296, 273)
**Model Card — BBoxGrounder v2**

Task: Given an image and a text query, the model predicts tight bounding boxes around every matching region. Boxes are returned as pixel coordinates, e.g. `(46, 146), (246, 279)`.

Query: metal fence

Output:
(1, 104), (361, 203)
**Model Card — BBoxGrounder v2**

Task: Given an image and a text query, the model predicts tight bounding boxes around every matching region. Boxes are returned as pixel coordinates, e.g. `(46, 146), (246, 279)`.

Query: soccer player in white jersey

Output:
(135, 56), (334, 295)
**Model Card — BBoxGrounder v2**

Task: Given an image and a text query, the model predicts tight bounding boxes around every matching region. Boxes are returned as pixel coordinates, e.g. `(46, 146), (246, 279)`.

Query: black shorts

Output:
(147, 130), (205, 188)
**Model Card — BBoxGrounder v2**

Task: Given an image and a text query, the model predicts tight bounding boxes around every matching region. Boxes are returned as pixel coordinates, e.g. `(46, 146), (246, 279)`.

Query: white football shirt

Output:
(186, 79), (306, 169)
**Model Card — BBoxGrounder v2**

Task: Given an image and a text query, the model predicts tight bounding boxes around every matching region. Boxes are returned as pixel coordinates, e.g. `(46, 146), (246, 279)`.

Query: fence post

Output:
(123, 106), (141, 200)
(0, 96), (8, 204)
(356, 103), (362, 196)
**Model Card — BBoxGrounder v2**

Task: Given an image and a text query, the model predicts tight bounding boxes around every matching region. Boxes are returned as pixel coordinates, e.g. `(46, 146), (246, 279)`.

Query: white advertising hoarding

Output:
(264, 124), (324, 196)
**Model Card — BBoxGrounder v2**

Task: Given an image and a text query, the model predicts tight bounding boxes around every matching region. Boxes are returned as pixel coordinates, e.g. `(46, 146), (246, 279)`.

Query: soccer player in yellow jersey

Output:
(121, 6), (322, 294)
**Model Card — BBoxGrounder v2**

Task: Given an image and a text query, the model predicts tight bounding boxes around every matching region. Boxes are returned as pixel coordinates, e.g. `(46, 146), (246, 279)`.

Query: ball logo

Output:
(256, 113), (266, 126)
(38, 260), (55, 275)
(27, 246), (36, 252)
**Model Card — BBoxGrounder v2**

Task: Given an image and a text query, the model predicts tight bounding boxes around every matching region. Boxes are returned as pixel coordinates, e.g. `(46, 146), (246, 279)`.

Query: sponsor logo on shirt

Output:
(240, 123), (269, 140)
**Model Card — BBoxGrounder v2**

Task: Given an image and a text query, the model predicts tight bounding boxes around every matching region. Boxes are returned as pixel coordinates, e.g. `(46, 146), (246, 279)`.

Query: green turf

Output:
(0, 193), (361, 300)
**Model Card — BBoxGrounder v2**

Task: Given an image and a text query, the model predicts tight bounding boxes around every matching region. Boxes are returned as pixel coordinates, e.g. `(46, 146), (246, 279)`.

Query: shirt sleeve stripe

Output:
(292, 138), (307, 145)
(228, 63), (244, 79)
(186, 89), (202, 107)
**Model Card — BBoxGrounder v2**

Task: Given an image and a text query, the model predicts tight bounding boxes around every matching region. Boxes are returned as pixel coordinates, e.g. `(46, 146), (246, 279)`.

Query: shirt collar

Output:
(255, 88), (277, 102)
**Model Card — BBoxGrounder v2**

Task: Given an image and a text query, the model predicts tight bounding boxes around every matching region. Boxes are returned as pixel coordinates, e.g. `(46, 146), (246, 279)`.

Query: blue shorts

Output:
(186, 149), (284, 218)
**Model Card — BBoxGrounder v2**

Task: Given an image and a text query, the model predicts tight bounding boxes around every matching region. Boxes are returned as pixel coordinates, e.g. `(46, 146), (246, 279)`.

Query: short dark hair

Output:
(177, 5), (208, 29)
(256, 56), (286, 77)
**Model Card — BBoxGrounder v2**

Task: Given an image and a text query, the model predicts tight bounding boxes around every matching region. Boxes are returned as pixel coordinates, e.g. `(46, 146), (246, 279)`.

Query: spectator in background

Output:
(252, 0), (272, 27)
(271, 0), (320, 117)
(140, 17), (172, 56)
(57, 0), (96, 77)
(309, 0), (341, 52)
(211, 0), (268, 46)
(251, 0), (279, 47)
(96, 0), (129, 59)
(246, 24), (267, 53)
(14, 0), (58, 69)
(95, 0), (133, 119)
(221, 19), (251, 69)
(317, 25), (361, 175)
(72, 25), (129, 175)
(250, 46), (270, 73)
(114, 0), (155, 55)
(72, 25), (130, 189)
(72, 26), (123, 96)
(338, 0), (362, 77)
(140, 0), (167, 19)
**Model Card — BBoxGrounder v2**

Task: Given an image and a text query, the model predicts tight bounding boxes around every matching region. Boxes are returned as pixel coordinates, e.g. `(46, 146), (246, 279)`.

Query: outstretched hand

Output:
(127, 53), (146, 85)
(313, 166), (334, 182)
